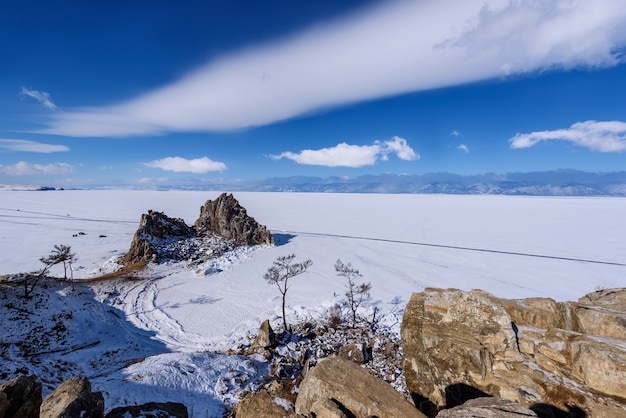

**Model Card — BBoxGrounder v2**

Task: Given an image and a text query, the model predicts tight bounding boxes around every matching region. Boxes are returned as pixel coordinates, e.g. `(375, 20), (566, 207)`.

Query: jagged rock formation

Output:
(40, 377), (104, 418)
(121, 210), (194, 265)
(194, 193), (273, 246)
(0, 375), (41, 418)
(121, 193), (273, 266)
(295, 356), (426, 418)
(401, 287), (626, 418)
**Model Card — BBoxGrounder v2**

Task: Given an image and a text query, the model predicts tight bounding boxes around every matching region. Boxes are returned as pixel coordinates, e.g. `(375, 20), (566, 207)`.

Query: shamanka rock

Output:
(401, 287), (626, 418)
(122, 193), (273, 266)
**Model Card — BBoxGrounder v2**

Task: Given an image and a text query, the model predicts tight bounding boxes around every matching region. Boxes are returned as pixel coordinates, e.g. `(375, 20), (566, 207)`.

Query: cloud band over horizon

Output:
(38, 0), (626, 138)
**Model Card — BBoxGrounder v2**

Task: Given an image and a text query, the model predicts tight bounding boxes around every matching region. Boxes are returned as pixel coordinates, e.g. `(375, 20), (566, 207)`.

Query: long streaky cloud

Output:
(0, 161), (73, 176)
(144, 156), (227, 173)
(42, 0), (626, 137)
(509, 120), (626, 152)
(271, 136), (418, 168)
(0, 139), (69, 153)
(20, 87), (58, 110)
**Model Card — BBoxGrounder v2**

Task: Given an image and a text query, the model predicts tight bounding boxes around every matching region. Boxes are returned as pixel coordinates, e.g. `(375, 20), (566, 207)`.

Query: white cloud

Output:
(451, 130), (462, 137)
(271, 136), (419, 168)
(0, 161), (73, 176)
(20, 87), (58, 110)
(0, 139), (69, 153)
(40, 0), (626, 138)
(144, 156), (227, 173)
(509, 120), (626, 152)
(457, 144), (470, 153)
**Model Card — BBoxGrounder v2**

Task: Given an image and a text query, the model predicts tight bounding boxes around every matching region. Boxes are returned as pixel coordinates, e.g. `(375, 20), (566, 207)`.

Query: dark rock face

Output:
(0, 375), (42, 418)
(194, 193), (273, 246)
(121, 194), (273, 266)
(40, 377), (104, 418)
(121, 210), (194, 265)
(105, 402), (188, 418)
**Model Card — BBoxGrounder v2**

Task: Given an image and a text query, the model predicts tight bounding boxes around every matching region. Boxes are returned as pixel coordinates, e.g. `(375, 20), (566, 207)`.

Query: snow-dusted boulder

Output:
(236, 389), (295, 418)
(40, 377), (103, 418)
(401, 287), (626, 418)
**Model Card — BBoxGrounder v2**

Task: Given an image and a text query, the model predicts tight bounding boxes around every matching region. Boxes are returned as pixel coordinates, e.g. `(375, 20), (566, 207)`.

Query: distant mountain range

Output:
(152, 170), (626, 196)
(5, 170), (626, 196)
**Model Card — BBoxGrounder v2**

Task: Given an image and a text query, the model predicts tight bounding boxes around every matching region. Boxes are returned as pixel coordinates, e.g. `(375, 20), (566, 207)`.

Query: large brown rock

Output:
(401, 288), (626, 418)
(194, 193), (273, 246)
(0, 375), (42, 418)
(40, 377), (104, 418)
(105, 402), (188, 418)
(295, 356), (425, 418)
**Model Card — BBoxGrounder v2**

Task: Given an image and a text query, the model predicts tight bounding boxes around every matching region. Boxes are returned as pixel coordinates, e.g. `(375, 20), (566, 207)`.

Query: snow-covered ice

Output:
(1, 190), (625, 416)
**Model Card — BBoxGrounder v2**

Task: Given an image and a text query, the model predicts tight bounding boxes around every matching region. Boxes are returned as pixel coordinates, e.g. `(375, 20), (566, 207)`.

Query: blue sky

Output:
(1, 0), (626, 188)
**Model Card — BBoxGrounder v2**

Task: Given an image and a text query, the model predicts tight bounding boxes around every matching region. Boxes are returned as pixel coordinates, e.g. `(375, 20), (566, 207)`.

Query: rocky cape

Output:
(120, 193), (274, 266)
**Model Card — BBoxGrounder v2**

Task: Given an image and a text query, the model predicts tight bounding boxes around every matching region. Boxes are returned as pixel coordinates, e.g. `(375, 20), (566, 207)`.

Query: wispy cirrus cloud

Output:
(144, 156), (227, 173)
(509, 120), (626, 152)
(40, 0), (626, 138)
(0, 139), (69, 153)
(271, 136), (418, 168)
(20, 87), (58, 110)
(0, 161), (73, 175)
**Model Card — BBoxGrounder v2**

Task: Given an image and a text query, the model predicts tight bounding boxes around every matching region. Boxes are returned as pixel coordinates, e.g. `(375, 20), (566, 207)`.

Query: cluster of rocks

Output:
(402, 287), (626, 417)
(0, 375), (187, 418)
(121, 193), (273, 266)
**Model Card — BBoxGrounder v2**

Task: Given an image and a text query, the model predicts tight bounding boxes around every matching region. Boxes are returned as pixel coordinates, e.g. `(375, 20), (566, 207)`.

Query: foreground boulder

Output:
(122, 193), (273, 266)
(40, 377), (104, 418)
(105, 402), (188, 418)
(0, 375), (41, 418)
(295, 356), (425, 418)
(402, 287), (626, 417)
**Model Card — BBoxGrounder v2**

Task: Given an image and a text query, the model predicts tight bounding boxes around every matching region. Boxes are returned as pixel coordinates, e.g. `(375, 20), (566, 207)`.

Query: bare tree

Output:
(335, 259), (372, 328)
(40, 244), (77, 281)
(264, 254), (312, 331)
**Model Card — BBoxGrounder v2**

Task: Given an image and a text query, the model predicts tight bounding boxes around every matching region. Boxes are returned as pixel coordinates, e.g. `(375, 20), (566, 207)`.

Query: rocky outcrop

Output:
(105, 402), (188, 418)
(402, 287), (626, 418)
(194, 193), (273, 246)
(40, 377), (104, 418)
(0, 375), (42, 418)
(122, 194), (273, 266)
(295, 356), (425, 418)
